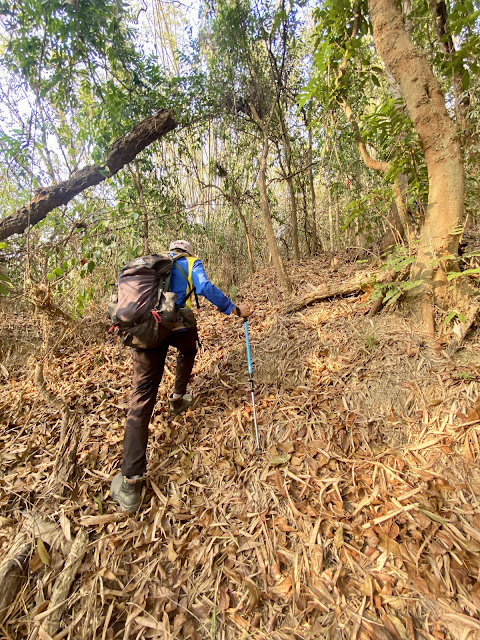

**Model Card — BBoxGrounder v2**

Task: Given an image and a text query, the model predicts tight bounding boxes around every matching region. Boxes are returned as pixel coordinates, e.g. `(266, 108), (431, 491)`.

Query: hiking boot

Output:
(169, 393), (193, 416)
(110, 472), (144, 513)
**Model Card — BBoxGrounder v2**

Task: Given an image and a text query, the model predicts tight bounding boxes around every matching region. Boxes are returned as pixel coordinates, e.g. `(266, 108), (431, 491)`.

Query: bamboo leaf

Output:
(36, 537), (50, 566)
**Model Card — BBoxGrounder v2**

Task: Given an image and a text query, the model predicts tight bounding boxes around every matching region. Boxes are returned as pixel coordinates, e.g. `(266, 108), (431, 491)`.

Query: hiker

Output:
(110, 239), (252, 512)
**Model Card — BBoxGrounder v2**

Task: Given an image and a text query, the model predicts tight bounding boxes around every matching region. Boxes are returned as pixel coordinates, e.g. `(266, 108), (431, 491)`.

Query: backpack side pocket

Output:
(178, 306), (197, 329)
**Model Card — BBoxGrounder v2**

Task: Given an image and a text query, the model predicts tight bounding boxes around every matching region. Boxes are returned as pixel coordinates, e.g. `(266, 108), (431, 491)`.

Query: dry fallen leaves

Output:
(1, 254), (480, 639)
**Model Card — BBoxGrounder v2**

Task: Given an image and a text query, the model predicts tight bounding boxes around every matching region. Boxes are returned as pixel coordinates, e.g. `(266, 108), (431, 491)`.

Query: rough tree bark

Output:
(129, 159), (151, 255)
(341, 99), (410, 245)
(308, 128), (319, 254)
(249, 103), (292, 295)
(278, 106), (301, 261)
(0, 109), (177, 241)
(428, 0), (470, 133)
(369, 0), (465, 334)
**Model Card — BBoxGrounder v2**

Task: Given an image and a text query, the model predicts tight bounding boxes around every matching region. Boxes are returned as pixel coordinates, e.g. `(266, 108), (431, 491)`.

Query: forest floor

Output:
(2, 252), (480, 640)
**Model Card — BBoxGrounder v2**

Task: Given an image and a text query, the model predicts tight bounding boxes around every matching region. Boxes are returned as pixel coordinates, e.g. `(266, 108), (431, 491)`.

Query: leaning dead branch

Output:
(0, 109), (177, 241)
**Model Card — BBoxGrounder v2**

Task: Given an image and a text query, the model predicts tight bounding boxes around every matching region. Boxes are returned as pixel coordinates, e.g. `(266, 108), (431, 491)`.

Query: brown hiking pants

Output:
(121, 327), (198, 477)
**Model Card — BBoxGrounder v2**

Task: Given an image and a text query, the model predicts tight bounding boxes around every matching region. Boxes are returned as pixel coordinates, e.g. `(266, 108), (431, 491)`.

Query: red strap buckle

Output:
(108, 323), (119, 334)
(152, 310), (162, 324)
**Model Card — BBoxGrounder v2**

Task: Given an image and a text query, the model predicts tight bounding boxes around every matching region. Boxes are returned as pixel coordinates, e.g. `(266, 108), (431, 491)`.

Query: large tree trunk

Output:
(235, 202), (255, 275)
(257, 129), (292, 294)
(0, 109), (177, 241)
(369, 0), (465, 332)
(308, 128), (319, 254)
(278, 107), (300, 261)
(249, 103), (292, 295)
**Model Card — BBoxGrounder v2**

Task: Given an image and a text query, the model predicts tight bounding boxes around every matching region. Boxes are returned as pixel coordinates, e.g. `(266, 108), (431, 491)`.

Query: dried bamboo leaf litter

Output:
(1, 256), (480, 639)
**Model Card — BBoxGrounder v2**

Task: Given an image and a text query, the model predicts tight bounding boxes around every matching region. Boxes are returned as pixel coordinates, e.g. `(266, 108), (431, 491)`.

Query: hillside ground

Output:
(2, 252), (480, 639)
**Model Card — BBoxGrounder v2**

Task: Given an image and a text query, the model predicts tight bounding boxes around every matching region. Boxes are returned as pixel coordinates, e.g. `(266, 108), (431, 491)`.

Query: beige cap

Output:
(169, 240), (194, 256)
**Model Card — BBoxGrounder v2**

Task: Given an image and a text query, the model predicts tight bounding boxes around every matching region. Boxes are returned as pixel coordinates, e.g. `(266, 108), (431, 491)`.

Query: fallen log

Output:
(285, 269), (392, 314)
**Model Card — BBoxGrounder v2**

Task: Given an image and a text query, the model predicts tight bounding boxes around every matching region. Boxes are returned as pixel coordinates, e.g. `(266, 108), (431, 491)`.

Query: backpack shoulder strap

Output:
(185, 257), (201, 309)
(173, 255), (198, 308)
(154, 254), (176, 307)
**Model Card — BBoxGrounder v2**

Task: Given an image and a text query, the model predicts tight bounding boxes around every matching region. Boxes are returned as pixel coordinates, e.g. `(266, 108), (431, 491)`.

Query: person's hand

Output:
(235, 303), (252, 318)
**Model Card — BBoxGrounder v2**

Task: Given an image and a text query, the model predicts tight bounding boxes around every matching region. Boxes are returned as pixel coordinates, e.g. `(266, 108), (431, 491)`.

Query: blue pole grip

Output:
(243, 319), (253, 376)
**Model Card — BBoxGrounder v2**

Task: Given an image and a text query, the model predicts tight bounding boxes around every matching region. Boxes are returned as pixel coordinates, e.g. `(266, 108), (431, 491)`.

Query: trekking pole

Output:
(243, 318), (261, 451)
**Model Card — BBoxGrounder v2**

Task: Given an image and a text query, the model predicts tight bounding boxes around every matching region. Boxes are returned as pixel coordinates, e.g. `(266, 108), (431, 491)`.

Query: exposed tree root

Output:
(0, 514), (57, 623)
(34, 361), (81, 495)
(367, 296), (384, 317)
(367, 269), (398, 317)
(39, 529), (89, 639)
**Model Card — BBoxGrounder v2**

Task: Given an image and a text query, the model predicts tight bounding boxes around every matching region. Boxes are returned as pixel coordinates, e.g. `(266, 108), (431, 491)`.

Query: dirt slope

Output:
(2, 255), (480, 640)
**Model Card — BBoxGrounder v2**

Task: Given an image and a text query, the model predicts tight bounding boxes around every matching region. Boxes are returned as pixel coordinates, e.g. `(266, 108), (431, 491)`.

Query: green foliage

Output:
(361, 99), (423, 176)
(408, 0), (480, 90)
(0, 269), (12, 296)
(302, 0), (372, 109)
(360, 331), (378, 351)
(2, 0), (139, 107)
(444, 309), (466, 324)
(380, 247), (416, 273)
(453, 370), (476, 381)
(373, 278), (423, 307)
(368, 247), (423, 307)
(229, 284), (238, 301)
(342, 184), (391, 237)
(447, 267), (480, 281)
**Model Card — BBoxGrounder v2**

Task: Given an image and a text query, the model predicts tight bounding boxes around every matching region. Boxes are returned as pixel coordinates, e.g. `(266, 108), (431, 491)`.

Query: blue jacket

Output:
(169, 254), (235, 315)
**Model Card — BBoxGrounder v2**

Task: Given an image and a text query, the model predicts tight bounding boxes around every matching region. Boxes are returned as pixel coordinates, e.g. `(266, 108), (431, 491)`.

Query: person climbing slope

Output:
(110, 239), (252, 512)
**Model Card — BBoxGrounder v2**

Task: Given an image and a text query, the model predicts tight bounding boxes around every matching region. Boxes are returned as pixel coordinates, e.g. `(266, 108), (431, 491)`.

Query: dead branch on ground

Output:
(447, 305), (480, 356)
(34, 361), (81, 494)
(285, 269), (395, 313)
(39, 529), (89, 639)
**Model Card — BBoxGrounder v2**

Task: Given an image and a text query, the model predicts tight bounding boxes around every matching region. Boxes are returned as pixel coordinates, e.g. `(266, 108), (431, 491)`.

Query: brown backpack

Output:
(108, 254), (196, 349)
